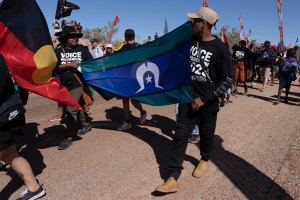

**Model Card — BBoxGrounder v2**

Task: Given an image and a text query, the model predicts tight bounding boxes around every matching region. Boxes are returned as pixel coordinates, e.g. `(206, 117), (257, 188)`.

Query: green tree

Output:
(216, 25), (240, 49)
(216, 25), (258, 50)
(81, 21), (119, 44)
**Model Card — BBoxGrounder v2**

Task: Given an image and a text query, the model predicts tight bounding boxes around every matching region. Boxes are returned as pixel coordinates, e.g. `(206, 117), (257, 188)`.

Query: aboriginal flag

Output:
(55, 0), (80, 20)
(0, 0), (81, 110)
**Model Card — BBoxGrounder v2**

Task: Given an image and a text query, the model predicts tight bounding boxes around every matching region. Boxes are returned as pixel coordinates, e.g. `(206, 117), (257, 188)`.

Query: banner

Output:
(203, 0), (208, 7)
(81, 22), (194, 106)
(221, 26), (228, 45)
(245, 29), (251, 47)
(0, 0), (81, 110)
(55, 0), (80, 20)
(239, 12), (245, 40)
(276, 0), (284, 44)
(108, 15), (120, 44)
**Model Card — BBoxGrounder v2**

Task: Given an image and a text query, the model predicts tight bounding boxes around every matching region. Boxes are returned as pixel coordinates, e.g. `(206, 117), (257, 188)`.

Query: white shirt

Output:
(89, 47), (104, 59)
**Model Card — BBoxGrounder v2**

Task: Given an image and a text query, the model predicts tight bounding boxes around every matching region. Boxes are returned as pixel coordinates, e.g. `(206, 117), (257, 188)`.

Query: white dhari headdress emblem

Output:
(136, 62), (163, 94)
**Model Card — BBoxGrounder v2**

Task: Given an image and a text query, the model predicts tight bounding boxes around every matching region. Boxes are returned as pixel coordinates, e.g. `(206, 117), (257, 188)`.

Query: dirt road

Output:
(1, 81), (299, 200)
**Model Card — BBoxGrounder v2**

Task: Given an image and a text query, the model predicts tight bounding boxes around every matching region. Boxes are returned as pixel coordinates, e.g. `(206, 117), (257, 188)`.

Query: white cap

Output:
(187, 7), (219, 26)
(106, 43), (113, 48)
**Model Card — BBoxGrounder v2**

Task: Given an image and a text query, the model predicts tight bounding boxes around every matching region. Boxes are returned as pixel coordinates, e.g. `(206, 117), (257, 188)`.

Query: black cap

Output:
(55, 26), (83, 38)
(264, 40), (271, 47)
(125, 29), (135, 38)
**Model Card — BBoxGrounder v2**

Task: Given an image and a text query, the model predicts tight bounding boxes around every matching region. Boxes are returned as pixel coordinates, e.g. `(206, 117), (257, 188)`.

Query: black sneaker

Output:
(18, 186), (46, 200)
(77, 123), (92, 136)
(188, 135), (200, 144)
(58, 137), (73, 150)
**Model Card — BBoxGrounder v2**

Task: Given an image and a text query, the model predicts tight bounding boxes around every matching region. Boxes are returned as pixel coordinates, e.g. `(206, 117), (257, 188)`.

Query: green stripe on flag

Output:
(81, 22), (192, 73)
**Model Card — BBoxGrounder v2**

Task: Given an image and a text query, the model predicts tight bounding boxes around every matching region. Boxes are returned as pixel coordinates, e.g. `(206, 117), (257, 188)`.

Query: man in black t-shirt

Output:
(54, 26), (93, 150)
(155, 7), (233, 193)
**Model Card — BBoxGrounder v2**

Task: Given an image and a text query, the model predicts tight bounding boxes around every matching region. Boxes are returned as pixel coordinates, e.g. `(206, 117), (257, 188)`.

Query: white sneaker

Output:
(117, 121), (132, 131)
(139, 111), (147, 125)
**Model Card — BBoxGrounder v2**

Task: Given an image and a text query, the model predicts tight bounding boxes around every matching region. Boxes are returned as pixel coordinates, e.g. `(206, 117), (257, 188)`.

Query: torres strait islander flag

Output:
(81, 22), (194, 106)
(0, 0), (81, 110)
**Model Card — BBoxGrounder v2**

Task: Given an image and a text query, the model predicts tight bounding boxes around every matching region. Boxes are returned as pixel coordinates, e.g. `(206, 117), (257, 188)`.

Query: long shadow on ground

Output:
(93, 106), (292, 199)
(211, 135), (293, 200)
(247, 93), (300, 106)
(93, 106), (196, 180)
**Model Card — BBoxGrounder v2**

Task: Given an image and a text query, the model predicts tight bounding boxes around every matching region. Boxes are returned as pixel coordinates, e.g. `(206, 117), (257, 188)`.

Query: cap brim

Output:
(54, 32), (62, 37)
(187, 12), (200, 19)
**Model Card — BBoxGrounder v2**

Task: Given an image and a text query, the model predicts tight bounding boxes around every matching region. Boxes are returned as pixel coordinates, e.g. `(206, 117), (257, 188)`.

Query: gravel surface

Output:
(1, 81), (299, 200)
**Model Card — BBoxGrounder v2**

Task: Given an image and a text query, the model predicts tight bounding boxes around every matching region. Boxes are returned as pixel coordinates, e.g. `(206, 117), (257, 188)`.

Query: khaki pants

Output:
(261, 67), (271, 88)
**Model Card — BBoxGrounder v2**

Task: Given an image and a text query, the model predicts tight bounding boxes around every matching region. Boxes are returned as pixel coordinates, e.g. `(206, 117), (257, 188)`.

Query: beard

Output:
(191, 24), (204, 41)
(192, 30), (204, 41)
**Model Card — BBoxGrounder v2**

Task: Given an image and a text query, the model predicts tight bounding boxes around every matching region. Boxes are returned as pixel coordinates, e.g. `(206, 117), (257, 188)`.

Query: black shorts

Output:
(0, 115), (25, 152)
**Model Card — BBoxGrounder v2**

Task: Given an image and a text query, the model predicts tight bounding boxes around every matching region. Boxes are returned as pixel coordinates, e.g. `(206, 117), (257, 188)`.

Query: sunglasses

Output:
(67, 35), (80, 39)
(189, 18), (205, 24)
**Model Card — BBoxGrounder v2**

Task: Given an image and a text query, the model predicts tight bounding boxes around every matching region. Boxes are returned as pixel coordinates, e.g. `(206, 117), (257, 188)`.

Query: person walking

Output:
(117, 29), (147, 131)
(155, 6), (233, 193)
(54, 26), (93, 150)
(232, 40), (252, 95)
(257, 41), (275, 92)
(0, 54), (45, 200)
(274, 47), (298, 105)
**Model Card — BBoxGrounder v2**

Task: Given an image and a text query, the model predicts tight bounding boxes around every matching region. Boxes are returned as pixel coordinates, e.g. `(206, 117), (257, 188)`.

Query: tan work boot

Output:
(155, 177), (179, 193)
(193, 160), (208, 178)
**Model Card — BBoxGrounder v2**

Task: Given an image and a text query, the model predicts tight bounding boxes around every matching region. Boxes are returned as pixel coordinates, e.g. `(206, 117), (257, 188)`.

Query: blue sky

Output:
(36, 0), (300, 46)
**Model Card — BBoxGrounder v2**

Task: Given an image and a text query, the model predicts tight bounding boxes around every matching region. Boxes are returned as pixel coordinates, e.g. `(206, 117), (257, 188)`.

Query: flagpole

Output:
(276, 0), (284, 50)
(239, 12), (245, 40)
(108, 14), (119, 44)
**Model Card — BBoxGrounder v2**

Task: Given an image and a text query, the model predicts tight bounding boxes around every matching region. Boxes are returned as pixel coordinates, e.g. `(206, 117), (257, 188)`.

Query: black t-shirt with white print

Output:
(55, 45), (93, 90)
(190, 36), (232, 112)
(232, 47), (252, 61)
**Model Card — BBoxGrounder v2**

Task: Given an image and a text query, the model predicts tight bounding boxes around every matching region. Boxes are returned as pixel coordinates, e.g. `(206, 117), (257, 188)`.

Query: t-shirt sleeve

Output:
(82, 46), (93, 61)
(54, 48), (62, 66)
(218, 44), (234, 80)
(200, 43), (233, 104)
(211, 44), (233, 97)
